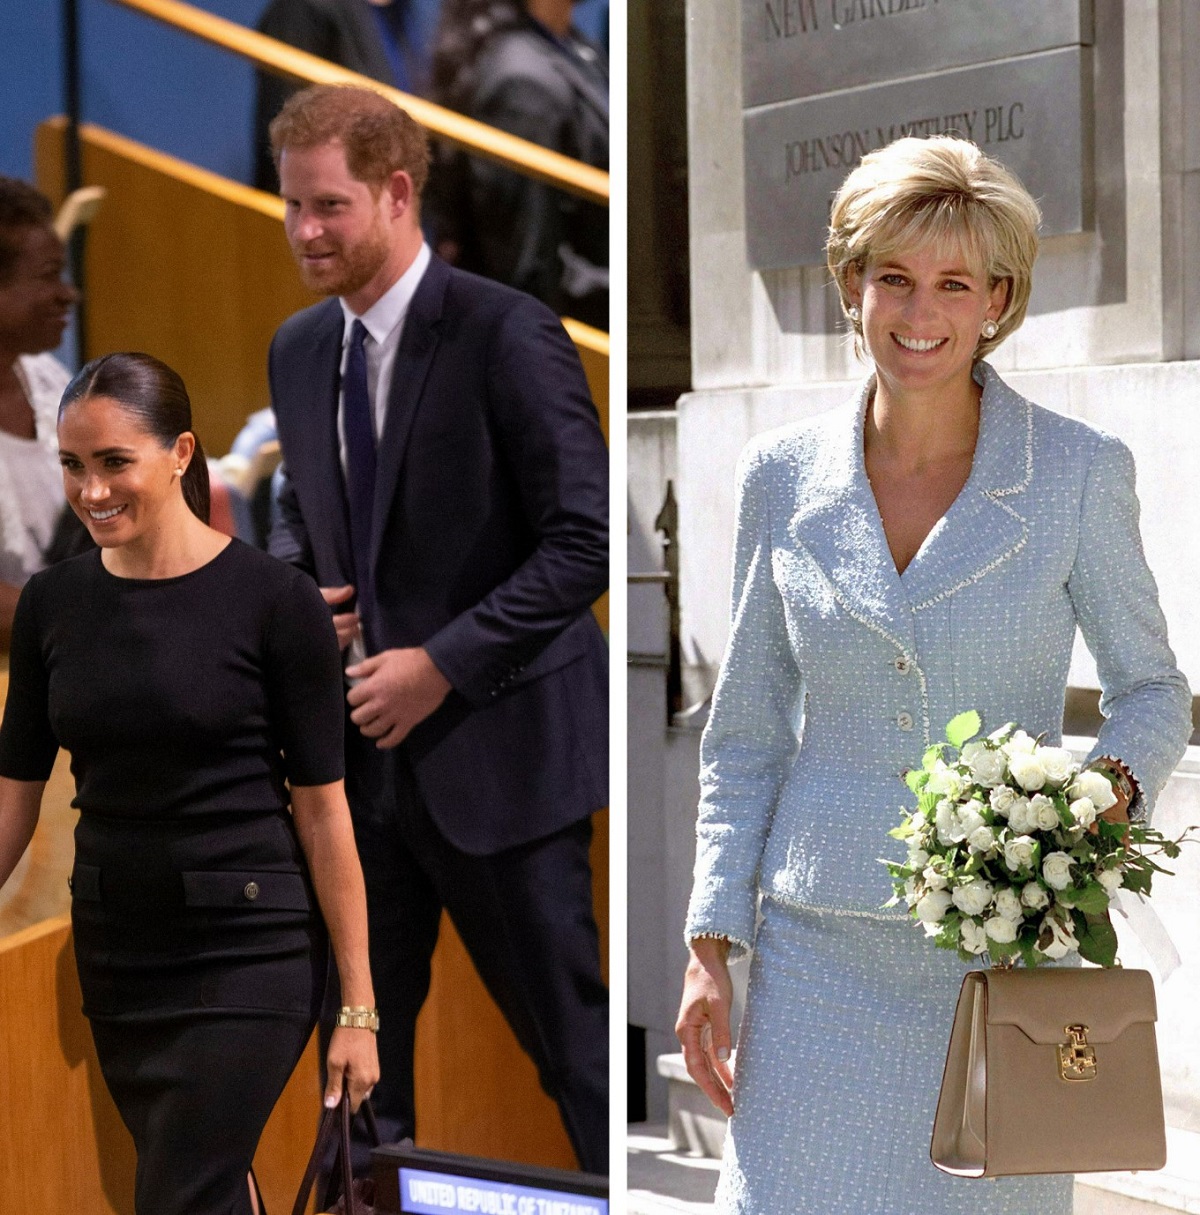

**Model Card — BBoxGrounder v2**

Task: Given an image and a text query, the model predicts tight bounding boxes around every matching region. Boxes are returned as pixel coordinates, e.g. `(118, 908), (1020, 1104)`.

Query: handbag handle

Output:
(292, 1093), (381, 1215)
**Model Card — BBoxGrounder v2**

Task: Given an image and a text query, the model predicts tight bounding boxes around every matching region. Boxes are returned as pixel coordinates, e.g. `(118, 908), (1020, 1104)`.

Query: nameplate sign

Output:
(743, 0), (1093, 107)
(744, 47), (1091, 269)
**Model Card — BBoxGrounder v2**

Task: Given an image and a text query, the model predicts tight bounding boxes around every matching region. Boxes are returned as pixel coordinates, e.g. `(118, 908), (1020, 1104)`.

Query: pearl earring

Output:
(847, 305), (861, 323)
(981, 319), (999, 339)
(174, 468), (184, 477)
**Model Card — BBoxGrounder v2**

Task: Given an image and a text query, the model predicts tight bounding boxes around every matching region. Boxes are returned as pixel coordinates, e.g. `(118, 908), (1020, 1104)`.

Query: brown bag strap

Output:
(292, 1093), (362, 1215)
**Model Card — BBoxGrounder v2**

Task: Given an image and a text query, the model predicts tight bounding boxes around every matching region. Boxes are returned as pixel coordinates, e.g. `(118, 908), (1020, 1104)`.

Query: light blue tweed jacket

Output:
(685, 363), (1192, 956)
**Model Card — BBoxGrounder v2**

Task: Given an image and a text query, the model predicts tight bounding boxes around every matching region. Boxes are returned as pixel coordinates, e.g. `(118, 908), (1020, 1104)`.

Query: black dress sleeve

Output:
(0, 578), (60, 781)
(262, 568), (345, 787)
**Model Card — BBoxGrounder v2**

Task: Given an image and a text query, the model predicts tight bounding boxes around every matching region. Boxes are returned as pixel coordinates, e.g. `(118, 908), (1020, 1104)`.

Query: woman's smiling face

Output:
(57, 395), (192, 550)
(848, 238), (1008, 403)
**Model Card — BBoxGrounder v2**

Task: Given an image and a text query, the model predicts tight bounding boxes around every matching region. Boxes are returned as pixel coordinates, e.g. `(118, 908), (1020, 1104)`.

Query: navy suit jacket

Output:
(268, 254), (609, 854)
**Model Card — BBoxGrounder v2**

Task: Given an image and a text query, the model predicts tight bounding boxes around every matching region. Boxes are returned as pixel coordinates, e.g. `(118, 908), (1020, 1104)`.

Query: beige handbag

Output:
(930, 967), (1166, 1177)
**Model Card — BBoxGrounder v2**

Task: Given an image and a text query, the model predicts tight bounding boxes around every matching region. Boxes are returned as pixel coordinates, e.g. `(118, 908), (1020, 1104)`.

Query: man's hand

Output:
(346, 647), (452, 748)
(319, 585), (362, 651)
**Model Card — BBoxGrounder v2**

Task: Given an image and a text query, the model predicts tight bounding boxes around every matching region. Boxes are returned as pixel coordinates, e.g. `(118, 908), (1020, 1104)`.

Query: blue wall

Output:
(1, 0), (610, 187)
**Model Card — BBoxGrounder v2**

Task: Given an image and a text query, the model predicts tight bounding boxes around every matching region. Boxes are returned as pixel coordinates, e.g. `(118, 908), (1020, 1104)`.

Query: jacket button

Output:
(243, 881), (260, 901)
(896, 711), (914, 731)
(894, 656), (911, 674)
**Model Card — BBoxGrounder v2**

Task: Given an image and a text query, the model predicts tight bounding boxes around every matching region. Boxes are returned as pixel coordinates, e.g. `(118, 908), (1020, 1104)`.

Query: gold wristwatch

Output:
(336, 1005), (380, 1032)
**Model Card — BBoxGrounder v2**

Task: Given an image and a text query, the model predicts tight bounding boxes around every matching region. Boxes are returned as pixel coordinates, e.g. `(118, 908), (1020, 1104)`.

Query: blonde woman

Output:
(677, 137), (1190, 1212)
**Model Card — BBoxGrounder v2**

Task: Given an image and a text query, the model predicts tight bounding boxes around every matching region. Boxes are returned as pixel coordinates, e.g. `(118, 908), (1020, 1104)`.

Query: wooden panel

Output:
(36, 118), (319, 456)
(0, 916), (134, 1213)
(413, 809), (608, 1169)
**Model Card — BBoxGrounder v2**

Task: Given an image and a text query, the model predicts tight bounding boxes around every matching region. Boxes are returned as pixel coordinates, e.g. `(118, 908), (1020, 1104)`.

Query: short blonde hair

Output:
(826, 136), (1041, 360)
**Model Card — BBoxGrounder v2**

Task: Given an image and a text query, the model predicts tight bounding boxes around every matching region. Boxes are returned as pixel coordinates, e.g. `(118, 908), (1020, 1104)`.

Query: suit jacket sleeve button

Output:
(896, 711), (914, 731)
(894, 656), (911, 674)
(244, 881), (260, 901)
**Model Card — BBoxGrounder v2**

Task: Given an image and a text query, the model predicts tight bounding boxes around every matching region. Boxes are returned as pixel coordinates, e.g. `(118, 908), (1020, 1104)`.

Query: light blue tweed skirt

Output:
(716, 899), (1073, 1215)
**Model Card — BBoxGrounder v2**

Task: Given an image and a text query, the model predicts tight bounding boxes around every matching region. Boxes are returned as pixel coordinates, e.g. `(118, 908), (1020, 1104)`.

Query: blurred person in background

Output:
(252, 0), (442, 191)
(428, 0), (608, 329)
(0, 176), (79, 646)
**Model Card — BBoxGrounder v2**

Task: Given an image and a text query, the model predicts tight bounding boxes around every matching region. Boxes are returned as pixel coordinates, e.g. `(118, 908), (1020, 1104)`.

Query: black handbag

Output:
(292, 1093), (382, 1215)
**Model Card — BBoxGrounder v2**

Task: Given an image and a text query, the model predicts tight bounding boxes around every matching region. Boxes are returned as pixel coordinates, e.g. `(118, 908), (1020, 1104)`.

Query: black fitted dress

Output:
(0, 540), (345, 1215)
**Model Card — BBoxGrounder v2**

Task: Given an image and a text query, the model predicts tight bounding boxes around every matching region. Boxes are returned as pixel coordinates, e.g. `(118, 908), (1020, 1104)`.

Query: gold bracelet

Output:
(335, 1006), (380, 1032)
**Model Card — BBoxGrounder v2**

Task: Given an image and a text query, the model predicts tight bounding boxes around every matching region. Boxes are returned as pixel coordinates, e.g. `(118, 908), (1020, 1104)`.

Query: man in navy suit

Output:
(266, 83), (608, 1173)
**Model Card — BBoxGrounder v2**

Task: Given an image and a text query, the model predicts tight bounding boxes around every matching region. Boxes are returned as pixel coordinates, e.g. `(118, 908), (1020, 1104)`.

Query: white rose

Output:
(926, 761), (966, 801)
(922, 864), (949, 891)
(968, 825), (999, 855)
(1038, 913), (1079, 960)
(935, 799), (966, 845)
(1020, 881), (1051, 910)
(994, 887), (1025, 923)
(1008, 752), (1047, 792)
(961, 742), (1007, 788)
(907, 846), (931, 869)
(1004, 730), (1038, 756)
(951, 880), (994, 917)
(1097, 867), (1124, 895)
(915, 889), (953, 924)
(1042, 851), (1074, 891)
(1031, 794), (1061, 832)
(958, 803), (987, 836)
(960, 918), (989, 955)
(1037, 746), (1076, 786)
(904, 876), (920, 907)
(984, 915), (1019, 944)
(1006, 797), (1037, 835)
(1003, 835), (1037, 872)
(989, 785), (1018, 816)
(1068, 769), (1119, 813)
(1070, 797), (1098, 829)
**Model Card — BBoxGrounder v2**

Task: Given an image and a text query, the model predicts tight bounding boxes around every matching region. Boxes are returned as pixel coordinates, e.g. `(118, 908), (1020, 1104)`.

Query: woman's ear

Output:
(845, 262), (863, 309)
(174, 431), (196, 472)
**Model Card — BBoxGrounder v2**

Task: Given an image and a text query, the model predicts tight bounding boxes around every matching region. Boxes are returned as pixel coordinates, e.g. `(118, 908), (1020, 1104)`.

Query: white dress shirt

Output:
(337, 241), (431, 667)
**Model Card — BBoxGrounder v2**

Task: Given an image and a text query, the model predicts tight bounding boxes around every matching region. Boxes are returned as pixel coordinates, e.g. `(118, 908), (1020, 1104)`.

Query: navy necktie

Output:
(343, 319), (376, 618)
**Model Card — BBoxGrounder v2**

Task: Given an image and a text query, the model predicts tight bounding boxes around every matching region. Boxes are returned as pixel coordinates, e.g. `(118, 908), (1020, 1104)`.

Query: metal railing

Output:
(104, 0), (609, 206)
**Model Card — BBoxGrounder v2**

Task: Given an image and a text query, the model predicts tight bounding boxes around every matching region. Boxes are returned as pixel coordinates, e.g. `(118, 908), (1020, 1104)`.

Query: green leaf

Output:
(923, 743), (947, 771)
(1121, 867), (1153, 896)
(945, 711), (982, 750)
(1018, 934), (1041, 969)
(1060, 881), (1109, 916)
(1076, 914), (1119, 968)
(904, 768), (925, 795)
(987, 938), (1020, 961)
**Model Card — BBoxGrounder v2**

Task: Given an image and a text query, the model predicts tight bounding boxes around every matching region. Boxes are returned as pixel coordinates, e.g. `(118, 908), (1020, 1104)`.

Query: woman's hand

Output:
(675, 937), (735, 1117)
(325, 1026), (380, 1113)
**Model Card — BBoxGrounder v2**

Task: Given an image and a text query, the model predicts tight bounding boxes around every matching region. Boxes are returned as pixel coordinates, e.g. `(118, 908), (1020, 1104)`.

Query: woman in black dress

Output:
(0, 352), (379, 1214)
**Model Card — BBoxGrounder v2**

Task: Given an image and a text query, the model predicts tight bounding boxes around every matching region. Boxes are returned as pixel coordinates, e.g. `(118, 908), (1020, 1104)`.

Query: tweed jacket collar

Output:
(789, 361), (1032, 652)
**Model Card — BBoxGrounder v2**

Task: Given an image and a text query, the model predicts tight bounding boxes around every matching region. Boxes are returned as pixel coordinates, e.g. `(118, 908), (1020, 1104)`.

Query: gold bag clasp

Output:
(1058, 1023), (1098, 1081)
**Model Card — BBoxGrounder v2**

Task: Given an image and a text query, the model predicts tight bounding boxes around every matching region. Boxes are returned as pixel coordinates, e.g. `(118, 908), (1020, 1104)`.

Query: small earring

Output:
(174, 468), (184, 477)
(847, 304), (861, 323)
(981, 319), (999, 339)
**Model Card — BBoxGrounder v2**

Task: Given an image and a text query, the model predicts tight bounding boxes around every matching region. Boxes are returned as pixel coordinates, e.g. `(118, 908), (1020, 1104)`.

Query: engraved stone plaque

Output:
(744, 47), (1092, 270)
(743, 0), (1093, 107)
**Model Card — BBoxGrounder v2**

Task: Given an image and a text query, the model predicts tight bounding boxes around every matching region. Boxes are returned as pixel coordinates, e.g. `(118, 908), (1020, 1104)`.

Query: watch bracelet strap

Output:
(335, 1005), (380, 1031)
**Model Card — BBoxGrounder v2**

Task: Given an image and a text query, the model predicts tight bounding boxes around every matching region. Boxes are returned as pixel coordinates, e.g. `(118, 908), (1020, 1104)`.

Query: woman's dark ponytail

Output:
(59, 351), (211, 524)
(181, 433), (210, 524)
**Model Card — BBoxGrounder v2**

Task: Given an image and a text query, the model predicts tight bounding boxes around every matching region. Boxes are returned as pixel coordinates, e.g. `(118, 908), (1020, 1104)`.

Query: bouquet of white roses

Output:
(883, 711), (1190, 967)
